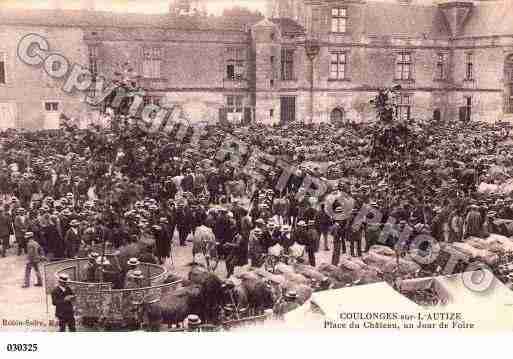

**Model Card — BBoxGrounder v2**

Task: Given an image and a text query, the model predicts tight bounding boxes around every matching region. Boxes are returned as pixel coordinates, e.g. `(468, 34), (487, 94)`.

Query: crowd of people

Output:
(2, 101), (513, 291)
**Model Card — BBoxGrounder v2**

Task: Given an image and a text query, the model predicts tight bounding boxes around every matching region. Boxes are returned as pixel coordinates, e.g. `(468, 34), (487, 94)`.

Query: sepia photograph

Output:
(1, 0), (513, 347)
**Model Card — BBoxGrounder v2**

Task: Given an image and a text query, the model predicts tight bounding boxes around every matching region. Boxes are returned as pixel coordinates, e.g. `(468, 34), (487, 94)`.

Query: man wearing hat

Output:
(485, 211), (498, 235)
(14, 207), (29, 255)
(0, 205), (12, 257)
(84, 252), (100, 282)
(22, 232), (44, 288)
(249, 227), (265, 267)
(464, 204), (482, 238)
(51, 273), (76, 331)
(159, 217), (173, 260)
(306, 220), (320, 266)
(331, 207), (347, 265)
(125, 269), (144, 290)
(185, 314), (202, 331)
(120, 258), (140, 288)
(175, 201), (192, 247)
(348, 208), (364, 257)
(430, 206), (445, 242)
(64, 219), (81, 258)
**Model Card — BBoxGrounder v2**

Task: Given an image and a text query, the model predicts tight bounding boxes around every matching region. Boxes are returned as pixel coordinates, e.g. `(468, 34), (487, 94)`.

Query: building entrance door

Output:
(280, 96), (296, 124)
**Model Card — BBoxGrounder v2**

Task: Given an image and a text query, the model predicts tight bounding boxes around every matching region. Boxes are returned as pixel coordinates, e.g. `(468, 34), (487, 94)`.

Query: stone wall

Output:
(0, 25), (87, 129)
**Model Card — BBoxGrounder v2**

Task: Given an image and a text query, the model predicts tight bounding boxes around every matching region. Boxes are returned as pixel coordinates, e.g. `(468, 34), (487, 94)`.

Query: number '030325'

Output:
(6, 344), (38, 352)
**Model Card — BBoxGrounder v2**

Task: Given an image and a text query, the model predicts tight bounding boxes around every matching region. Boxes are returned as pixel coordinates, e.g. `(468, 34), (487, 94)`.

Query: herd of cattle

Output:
(69, 224), (513, 330)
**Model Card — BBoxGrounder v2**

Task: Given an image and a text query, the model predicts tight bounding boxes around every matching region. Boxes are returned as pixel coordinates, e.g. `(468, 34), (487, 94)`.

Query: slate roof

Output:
(1, 2), (511, 39)
(362, 2), (450, 38)
(0, 8), (262, 32)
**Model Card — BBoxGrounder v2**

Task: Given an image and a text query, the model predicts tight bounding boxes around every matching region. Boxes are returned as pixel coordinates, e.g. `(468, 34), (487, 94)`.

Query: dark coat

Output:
(214, 216), (232, 256)
(225, 232), (246, 267)
(176, 207), (192, 232)
(154, 228), (171, 259)
(64, 228), (81, 258)
(51, 286), (75, 320)
(14, 215), (29, 239)
(306, 228), (320, 253)
(0, 212), (11, 238)
(181, 175), (194, 193)
(45, 224), (65, 259)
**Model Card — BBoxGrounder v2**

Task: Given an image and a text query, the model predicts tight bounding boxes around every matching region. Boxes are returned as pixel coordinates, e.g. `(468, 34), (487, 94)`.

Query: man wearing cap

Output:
(64, 219), (82, 258)
(22, 232), (44, 288)
(51, 274), (76, 332)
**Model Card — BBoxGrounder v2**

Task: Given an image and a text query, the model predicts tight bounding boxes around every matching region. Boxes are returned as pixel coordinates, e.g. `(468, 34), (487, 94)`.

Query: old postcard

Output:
(1, 0), (513, 346)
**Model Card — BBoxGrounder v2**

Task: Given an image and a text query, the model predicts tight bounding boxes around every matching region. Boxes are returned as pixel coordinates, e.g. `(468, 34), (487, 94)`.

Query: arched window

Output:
(330, 107), (345, 124)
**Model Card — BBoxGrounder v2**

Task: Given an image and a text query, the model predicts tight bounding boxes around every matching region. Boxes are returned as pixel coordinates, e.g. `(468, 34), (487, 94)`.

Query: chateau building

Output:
(1, 0), (513, 129)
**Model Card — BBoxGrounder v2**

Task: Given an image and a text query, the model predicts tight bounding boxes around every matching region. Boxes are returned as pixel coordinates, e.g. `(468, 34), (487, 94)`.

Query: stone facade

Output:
(263, 0), (513, 124)
(1, 1), (513, 128)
